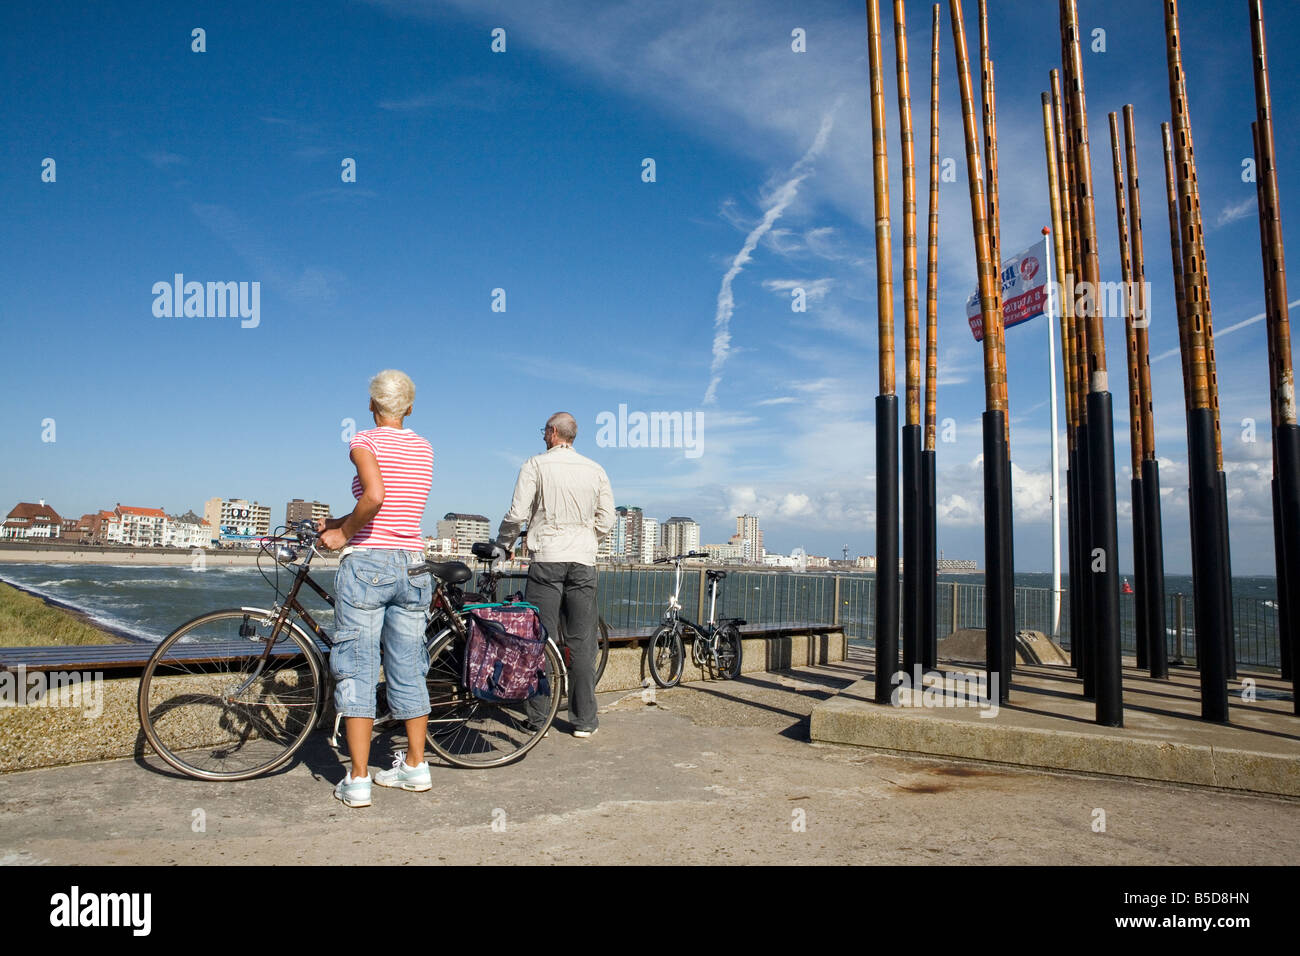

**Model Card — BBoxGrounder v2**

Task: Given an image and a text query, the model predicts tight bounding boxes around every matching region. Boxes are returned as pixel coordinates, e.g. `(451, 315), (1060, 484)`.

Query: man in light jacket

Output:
(496, 411), (615, 736)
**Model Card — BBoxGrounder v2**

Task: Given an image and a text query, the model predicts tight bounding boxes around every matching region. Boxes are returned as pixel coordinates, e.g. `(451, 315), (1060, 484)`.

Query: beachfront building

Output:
(703, 542), (743, 564)
(641, 517), (658, 564)
(661, 517), (701, 557)
(731, 514), (764, 563)
(115, 505), (167, 547)
(285, 498), (331, 528)
(61, 515), (92, 543)
(435, 514), (491, 555)
(2, 501), (63, 540)
(423, 536), (456, 557)
(855, 555), (877, 571)
(204, 497), (272, 544)
(166, 511), (212, 549)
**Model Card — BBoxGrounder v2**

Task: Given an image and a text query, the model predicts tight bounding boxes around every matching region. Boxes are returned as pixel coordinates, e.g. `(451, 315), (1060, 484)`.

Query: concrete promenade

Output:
(1, 648), (1296, 866)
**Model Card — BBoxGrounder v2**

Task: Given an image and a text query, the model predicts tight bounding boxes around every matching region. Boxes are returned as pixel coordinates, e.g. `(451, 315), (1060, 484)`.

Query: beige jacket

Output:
(496, 444), (615, 565)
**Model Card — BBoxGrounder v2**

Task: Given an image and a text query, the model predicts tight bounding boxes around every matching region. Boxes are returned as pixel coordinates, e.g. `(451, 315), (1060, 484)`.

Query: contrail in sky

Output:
(704, 110), (836, 405)
(1151, 297), (1300, 364)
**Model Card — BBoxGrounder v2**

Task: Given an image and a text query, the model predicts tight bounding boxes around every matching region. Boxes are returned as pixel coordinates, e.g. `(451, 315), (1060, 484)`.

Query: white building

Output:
(116, 505), (167, 547)
(166, 511), (212, 549)
(640, 517), (658, 564)
(2, 501), (62, 540)
(436, 513), (491, 554)
(661, 516), (701, 557)
(423, 537), (457, 557)
(732, 514), (763, 563)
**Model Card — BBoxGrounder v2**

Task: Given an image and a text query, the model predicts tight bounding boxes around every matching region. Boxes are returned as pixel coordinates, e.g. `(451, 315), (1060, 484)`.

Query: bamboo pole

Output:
(895, 0), (922, 680)
(921, 1), (941, 674)
(1061, 0), (1122, 726)
(1162, 122), (1193, 413)
(1124, 106), (1156, 461)
(1126, 104), (1167, 679)
(951, 1), (1002, 412)
(1110, 112), (1143, 478)
(869, 0), (895, 398)
(868, 0), (900, 704)
(978, 0), (1008, 439)
(925, 2), (941, 452)
(1050, 71), (1077, 447)
(1249, 0), (1297, 428)
(1163, 0), (1229, 722)
(1250, 0), (1300, 704)
(1060, 0), (1107, 390)
(898, 0), (920, 429)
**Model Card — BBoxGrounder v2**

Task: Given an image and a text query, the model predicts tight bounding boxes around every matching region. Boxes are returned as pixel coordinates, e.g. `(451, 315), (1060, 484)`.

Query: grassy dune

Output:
(0, 581), (129, 647)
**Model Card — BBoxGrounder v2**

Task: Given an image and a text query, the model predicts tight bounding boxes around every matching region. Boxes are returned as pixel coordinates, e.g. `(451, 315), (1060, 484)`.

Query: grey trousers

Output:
(525, 561), (599, 732)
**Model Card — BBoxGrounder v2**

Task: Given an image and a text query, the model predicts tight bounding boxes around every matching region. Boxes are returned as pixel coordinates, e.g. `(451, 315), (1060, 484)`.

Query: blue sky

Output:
(2, 0), (1297, 574)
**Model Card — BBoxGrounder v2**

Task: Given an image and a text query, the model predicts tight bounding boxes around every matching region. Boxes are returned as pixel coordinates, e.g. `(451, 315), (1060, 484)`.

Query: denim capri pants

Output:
(331, 549), (433, 720)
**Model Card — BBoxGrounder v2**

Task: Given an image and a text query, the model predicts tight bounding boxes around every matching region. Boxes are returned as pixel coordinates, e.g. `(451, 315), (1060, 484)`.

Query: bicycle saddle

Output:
(427, 561), (472, 584)
(706, 569), (728, 580)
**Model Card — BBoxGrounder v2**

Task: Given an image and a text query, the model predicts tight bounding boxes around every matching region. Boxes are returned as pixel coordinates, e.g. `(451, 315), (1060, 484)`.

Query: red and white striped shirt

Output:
(348, 427), (433, 550)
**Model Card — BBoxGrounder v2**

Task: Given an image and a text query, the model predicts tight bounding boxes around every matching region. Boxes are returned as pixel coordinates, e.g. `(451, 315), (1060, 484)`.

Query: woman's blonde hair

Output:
(369, 369), (416, 419)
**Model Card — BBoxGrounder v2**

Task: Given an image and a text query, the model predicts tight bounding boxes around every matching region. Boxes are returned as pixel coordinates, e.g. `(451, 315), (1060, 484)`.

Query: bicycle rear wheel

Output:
(645, 623), (684, 688)
(138, 608), (324, 781)
(423, 627), (561, 768)
(714, 624), (744, 680)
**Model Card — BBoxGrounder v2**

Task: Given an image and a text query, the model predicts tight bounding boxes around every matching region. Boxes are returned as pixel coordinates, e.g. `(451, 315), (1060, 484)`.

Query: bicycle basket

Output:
(463, 604), (550, 702)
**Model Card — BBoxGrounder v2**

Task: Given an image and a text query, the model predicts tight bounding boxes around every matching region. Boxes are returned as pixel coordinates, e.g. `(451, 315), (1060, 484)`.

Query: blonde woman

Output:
(319, 370), (435, 807)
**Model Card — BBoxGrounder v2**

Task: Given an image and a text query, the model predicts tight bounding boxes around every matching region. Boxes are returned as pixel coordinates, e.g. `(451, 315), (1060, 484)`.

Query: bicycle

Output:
(644, 552), (744, 688)
(137, 523), (566, 781)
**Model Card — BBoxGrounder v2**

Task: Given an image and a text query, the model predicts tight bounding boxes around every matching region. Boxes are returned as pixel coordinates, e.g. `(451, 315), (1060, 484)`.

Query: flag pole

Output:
(1045, 224), (1062, 638)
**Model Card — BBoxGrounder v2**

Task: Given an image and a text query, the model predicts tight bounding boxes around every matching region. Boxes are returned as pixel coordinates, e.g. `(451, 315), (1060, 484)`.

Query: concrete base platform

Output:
(810, 652), (1300, 797)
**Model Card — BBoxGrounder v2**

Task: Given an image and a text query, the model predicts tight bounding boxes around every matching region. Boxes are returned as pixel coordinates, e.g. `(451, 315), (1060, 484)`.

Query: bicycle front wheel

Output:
(424, 627), (561, 768)
(645, 623), (684, 688)
(138, 608), (324, 781)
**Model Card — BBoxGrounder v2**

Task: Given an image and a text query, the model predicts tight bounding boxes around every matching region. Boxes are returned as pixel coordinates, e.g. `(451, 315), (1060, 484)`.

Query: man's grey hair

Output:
(548, 412), (577, 442)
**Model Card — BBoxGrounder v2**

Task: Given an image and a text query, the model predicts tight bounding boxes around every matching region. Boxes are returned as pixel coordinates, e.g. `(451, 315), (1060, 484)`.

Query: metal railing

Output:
(586, 564), (1283, 669)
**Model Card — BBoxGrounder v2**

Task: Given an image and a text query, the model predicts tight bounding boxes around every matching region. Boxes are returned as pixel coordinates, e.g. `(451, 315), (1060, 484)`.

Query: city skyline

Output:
(3, 1), (1298, 574)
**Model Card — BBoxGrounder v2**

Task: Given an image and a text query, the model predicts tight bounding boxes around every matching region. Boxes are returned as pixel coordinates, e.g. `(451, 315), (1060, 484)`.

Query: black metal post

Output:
(1274, 477), (1293, 681)
(1142, 458), (1169, 679)
(1002, 456), (1016, 676)
(1132, 476), (1149, 670)
(1277, 422), (1300, 714)
(983, 410), (1010, 703)
(1067, 454), (1079, 667)
(1076, 420), (1094, 696)
(902, 424), (922, 677)
(1189, 408), (1230, 721)
(875, 394), (900, 704)
(1087, 391), (1123, 726)
(921, 448), (938, 671)
(1217, 473), (1237, 680)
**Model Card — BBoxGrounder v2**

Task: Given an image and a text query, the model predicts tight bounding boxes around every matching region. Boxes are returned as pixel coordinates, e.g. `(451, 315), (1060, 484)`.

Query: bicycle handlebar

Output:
(655, 551), (704, 564)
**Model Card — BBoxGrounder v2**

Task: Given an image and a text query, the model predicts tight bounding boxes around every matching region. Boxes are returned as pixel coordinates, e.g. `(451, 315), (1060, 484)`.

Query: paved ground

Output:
(1, 650), (1296, 865)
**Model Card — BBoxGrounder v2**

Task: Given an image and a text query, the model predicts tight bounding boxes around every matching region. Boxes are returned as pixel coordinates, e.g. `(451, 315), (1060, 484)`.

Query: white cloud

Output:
(1214, 197), (1257, 229)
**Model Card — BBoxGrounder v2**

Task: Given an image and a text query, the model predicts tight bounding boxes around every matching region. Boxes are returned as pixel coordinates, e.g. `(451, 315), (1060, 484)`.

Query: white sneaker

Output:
(572, 727), (598, 738)
(333, 773), (372, 808)
(373, 751), (432, 791)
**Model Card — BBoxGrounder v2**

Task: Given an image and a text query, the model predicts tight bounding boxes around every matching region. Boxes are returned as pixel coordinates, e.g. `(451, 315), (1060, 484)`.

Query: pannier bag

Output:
(463, 603), (550, 702)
